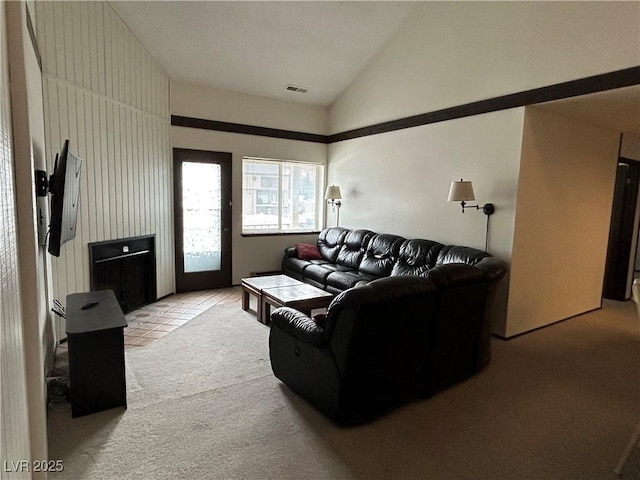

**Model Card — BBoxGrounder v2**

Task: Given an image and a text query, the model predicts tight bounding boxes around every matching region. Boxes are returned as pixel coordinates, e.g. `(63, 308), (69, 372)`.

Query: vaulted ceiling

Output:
(110, 1), (639, 134)
(109, 1), (417, 107)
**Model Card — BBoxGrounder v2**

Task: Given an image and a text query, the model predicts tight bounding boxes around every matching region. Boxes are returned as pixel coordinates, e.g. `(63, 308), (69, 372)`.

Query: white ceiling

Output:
(109, 1), (418, 107)
(110, 1), (639, 133)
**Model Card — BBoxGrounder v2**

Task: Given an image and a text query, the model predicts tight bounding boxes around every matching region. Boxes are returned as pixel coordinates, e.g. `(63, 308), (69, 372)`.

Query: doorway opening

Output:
(603, 157), (640, 301)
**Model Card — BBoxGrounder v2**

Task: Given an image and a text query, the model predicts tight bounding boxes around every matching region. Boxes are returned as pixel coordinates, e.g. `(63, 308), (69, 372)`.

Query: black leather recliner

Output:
(269, 276), (437, 425)
(273, 228), (509, 423)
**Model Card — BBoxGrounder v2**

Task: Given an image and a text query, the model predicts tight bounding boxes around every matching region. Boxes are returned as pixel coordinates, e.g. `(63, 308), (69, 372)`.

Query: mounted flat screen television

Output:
(48, 139), (82, 257)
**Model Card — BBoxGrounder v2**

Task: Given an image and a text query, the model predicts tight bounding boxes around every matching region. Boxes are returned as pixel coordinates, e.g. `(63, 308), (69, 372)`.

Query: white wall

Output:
(329, 109), (524, 331)
(330, 1), (640, 133)
(171, 82), (328, 134)
(328, 109), (524, 258)
(171, 82), (328, 284)
(621, 132), (640, 160)
(0, 2), (32, 476)
(507, 107), (619, 337)
(36, 1), (173, 333)
(4, 1), (51, 473)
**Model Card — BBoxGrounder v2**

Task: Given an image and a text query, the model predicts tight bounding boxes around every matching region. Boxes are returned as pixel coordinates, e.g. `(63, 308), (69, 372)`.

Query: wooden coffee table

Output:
(261, 283), (333, 325)
(241, 274), (302, 322)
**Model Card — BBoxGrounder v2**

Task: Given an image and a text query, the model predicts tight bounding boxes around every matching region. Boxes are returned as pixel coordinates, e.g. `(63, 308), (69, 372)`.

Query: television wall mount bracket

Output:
(35, 169), (49, 197)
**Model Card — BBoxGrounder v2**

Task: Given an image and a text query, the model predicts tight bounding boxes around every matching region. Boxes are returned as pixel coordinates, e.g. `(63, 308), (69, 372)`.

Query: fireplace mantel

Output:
(89, 235), (157, 313)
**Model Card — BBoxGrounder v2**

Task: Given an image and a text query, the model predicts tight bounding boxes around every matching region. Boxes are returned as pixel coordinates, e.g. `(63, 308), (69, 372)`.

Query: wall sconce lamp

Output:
(447, 179), (495, 215)
(325, 185), (342, 226)
(447, 179), (495, 251)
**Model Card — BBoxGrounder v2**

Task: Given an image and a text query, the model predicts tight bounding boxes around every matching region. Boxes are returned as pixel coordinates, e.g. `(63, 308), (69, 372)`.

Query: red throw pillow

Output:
(296, 243), (322, 260)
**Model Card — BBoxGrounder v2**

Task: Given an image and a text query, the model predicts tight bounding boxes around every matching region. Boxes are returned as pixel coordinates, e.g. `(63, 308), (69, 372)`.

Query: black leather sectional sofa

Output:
(283, 227), (506, 294)
(270, 227), (508, 424)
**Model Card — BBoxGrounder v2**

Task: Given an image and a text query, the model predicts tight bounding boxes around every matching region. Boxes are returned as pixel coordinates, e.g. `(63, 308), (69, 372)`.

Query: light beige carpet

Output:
(47, 300), (640, 479)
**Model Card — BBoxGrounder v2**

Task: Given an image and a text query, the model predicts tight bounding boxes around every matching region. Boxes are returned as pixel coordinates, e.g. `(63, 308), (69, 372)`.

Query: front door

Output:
(174, 149), (232, 292)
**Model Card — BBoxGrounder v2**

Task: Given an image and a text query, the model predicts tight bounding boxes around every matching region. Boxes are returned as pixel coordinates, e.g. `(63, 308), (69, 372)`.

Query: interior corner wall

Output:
(171, 82), (329, 284)
(506, 107), (620, 337)
(35, 1), (173, 334)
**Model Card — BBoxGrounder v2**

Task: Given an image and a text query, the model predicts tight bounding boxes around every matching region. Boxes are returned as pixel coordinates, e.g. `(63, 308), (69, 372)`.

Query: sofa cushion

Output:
(304, 263), (350, 285)
(391, 239), (445, 277)
(436, 245), (490, 266)
(326, 270), (379, 292)
(336, 229), (374, 269)
(282, 255), (329, 277)
(282, 257), (311, 276)
(359, 233), (405, 277)
(318, 227), (348, 262)
(296, 243), (322, 260)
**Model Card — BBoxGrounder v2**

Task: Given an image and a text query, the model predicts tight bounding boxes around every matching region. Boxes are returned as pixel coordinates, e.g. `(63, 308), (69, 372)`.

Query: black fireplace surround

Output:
(89, 235), (157, 313)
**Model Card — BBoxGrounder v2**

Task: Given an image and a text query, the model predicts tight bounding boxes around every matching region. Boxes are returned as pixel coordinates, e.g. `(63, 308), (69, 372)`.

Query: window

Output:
(242, 157), (325, 234)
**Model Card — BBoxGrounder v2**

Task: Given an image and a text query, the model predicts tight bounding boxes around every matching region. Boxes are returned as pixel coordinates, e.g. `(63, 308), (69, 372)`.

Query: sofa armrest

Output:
(425, 263), (485, 288)
(474, 257), (508, 283)
(270, 307), (326, 346)
(284, 246), (299, 259)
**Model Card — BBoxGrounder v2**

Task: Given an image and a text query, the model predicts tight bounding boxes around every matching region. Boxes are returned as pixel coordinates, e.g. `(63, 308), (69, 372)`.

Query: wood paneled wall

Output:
(35, 1), (173, 317)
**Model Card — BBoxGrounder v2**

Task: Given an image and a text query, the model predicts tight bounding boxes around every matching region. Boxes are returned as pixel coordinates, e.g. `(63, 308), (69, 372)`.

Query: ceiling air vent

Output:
(285, 84), (308, 94)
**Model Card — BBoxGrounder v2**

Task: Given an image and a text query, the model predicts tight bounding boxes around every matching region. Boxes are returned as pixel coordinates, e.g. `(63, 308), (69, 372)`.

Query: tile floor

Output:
(57, 286), (242, 352)
(124, 286), (242, 348)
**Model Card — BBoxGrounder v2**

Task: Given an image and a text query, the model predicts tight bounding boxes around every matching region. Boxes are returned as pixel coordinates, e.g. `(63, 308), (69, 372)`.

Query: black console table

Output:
(66, 289), (127, 417)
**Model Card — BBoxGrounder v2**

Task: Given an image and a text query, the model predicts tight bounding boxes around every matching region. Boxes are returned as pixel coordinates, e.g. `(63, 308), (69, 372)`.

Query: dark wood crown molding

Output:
(327, 66), (640, 143)
(171, 116), (328, 144)
(171, 66), (640, 144)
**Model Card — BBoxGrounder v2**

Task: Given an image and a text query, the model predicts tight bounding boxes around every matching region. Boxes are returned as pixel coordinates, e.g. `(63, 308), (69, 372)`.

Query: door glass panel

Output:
(182, 161), (221, 273)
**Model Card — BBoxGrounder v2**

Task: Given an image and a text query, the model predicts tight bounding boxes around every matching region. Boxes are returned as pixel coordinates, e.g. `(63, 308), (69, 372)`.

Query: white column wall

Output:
(508, 107), (620, 336)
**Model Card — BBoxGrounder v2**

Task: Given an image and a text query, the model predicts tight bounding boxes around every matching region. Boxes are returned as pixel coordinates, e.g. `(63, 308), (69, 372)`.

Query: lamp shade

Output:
(447, 180), (475, 202)
(325, 185), (342, 200)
